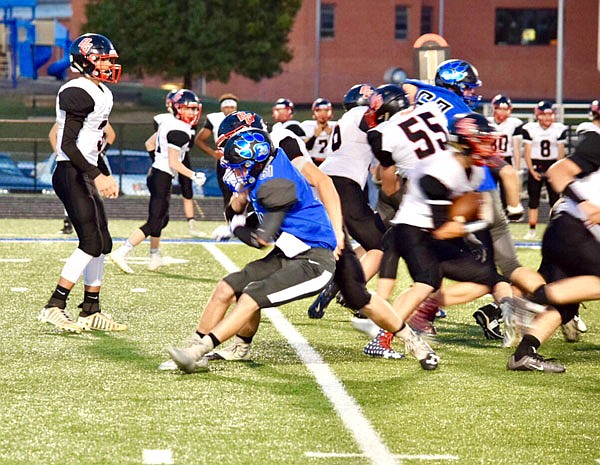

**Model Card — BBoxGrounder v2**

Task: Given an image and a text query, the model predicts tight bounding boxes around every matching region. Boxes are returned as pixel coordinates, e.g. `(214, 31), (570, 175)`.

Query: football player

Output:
(194, 93), (239, 209)
(506, 101), (600, 372)
(522, 100), (567, 240)
(38, 33), (127, 333)
(270, 98), (306, 136)
(110, 90), (206, 273)
(145, 89), (205, 237)
(301, 98), (336, 165)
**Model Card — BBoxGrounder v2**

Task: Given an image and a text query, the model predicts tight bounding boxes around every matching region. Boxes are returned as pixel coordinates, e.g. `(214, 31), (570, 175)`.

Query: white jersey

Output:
(555, 124), (600, 240)
(368, 102), (448, 178)
(205, 112), (226, 144)
(393, 150), (485, 229)
(153, 112), (173, 127)
(300, 120), (337, 163)
(153, 117), (194, 176)
(270, 126), (311, 159)
(318, 106), (373, 188)
(487, 116), (523, 158)
(55, 77), (113, 166)
(576, 121), (597, 134)
(272, 120), (303, 134)
(522, 121), (567, 161)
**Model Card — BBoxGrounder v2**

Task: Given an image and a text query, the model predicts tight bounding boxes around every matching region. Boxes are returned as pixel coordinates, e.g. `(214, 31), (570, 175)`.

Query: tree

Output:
(84, 0), (302, 89)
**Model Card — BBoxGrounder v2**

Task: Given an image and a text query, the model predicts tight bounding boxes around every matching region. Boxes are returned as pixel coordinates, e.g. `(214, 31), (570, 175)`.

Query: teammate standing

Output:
(301, 98), (336, 166)
(38, 33), (127, 333)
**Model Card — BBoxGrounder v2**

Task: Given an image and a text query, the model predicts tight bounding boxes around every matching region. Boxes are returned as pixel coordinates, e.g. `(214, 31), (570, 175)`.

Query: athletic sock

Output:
(514, 334), (541, 360)
(47, 284), (71, 308)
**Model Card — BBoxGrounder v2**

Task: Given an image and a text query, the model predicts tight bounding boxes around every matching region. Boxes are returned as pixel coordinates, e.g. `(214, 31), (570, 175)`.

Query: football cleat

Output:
(167, 344), (211, 374)
(38, 307), (82, 333)
(77, 311), (127, 331)
(499, 297), (545, 348)
(205, 336), (251, 361)
(351, 315), (380, 339)
(473, 302), (503, 340)
(110, 246), (134, 274)
(399, 326), (439, 370)
(307, 280), (339, 319)
(363, 329), (405, 359)
(507, 347), (565, 373)
(148, 252), (163, 271)
(158, 332), (203, 370)
(560, 315), (586, 343)
(188, 219), (207, 238)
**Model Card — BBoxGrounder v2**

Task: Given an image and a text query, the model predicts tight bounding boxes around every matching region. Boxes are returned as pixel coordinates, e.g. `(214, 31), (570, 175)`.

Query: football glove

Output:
(192, 171), (206, 187)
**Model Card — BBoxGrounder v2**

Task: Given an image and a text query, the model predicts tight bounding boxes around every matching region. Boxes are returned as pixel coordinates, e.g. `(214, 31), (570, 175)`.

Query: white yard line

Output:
(305, 452), (458, 460)
(203, 243), (399, 465)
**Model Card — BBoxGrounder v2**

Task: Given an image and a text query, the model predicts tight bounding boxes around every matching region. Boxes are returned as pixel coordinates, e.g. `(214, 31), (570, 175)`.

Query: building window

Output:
(395, 6), (408, 40)
(495, 8), (557, 45)
(421, 6), (433, 34)
(321, 3), (335, 38)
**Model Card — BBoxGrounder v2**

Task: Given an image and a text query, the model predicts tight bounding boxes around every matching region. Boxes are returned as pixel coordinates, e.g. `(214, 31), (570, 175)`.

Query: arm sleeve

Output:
(255, 178), (297, 241)
(59, 87), (101, 178)
(367, 129), (394, 167)
(279, 136), (303, 161)
(570, 132), (600, 175)
(286, 123), (306, 137)
(166, 129), (190, 149)
(420, 174), (452, 229)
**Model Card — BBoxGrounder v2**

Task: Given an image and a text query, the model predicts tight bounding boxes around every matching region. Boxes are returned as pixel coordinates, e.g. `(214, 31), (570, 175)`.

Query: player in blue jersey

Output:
(166, 129), (433, 373)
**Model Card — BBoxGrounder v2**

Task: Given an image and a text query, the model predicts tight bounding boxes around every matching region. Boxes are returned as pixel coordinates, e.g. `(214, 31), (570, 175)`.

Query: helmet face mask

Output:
(171, 89), (202, 126)
(343, 84), (375, 111)
(70, 33), (122, 83)
(450, 113), (502, 167)
(221, 129), (273, 192)
(435, 59), (482, 109)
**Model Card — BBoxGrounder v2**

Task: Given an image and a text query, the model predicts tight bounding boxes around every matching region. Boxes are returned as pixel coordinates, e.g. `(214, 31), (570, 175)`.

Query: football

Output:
(449, 192), (483, 222)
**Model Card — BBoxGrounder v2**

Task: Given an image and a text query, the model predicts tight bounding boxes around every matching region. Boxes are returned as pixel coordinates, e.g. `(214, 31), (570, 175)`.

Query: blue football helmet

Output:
(435, 59), (482, 109)
(343, 83), (375, 111)
(221, 129), (274, 192)
(216, 111), (267, 149)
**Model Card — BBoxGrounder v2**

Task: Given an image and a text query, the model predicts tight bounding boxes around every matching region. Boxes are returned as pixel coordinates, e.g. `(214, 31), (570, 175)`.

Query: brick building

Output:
(18, 0), (600, 105)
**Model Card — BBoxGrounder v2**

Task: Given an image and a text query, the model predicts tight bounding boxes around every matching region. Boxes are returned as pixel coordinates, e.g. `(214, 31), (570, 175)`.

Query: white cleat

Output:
(110, 247), (134, 274)
(38, 307), (82, 333)
(148, 253), (163, 271)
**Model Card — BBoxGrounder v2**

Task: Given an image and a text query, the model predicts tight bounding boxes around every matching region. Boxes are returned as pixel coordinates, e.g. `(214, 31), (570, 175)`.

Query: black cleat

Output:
(307, 281), (339, 319)
(473, 303), (503, 340)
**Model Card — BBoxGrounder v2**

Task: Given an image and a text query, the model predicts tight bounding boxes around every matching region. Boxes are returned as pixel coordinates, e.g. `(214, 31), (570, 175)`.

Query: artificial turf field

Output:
(1, 218), (598, 465)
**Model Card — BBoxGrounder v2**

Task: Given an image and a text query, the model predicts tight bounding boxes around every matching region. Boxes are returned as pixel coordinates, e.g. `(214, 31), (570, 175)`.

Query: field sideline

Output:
(1, 219), (598, 465)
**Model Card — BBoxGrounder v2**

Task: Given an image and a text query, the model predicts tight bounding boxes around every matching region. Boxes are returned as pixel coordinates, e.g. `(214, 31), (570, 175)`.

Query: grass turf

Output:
(0, 219), (598, 464)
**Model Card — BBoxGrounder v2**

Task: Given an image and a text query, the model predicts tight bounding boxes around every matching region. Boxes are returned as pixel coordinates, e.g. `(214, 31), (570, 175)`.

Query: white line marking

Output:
(203, 243), (399, 465)
(131, 288), (147, 293)
(306, 452), (458, 460)
(142, 449), (173, 464)
(10, 287), (28, 292)
(0, 258), (31, 262)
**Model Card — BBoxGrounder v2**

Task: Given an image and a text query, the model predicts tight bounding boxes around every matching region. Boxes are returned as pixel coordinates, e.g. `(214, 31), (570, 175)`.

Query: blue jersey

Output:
(249, 148), (337, 251)
(405, 79), (471, 126)
(405, 79), (497, 192)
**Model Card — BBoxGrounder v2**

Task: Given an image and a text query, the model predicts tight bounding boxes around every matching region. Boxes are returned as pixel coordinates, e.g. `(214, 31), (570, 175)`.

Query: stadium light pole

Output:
(315, 0), (321, 99)
(438, 0), (444, 36)
(556, 0), (564, 121)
